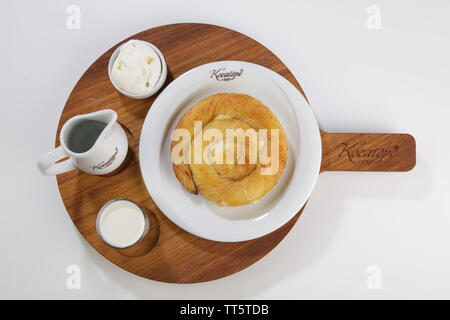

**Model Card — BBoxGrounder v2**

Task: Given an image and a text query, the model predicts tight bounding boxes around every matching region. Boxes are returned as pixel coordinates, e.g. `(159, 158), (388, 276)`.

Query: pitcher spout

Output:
(87, 109), (117, 126)
(86, 109), (118, 137)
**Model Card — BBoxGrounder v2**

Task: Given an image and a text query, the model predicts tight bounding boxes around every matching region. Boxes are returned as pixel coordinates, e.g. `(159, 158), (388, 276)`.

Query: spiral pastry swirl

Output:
(171, 93), (288, 206)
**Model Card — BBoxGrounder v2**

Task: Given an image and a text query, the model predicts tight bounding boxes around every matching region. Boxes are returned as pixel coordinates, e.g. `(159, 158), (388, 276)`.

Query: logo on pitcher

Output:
(91, 147), (118, 170)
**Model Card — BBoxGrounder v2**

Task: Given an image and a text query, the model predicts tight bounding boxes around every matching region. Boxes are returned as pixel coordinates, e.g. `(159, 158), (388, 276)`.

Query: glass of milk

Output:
(96, 198), (153, 255)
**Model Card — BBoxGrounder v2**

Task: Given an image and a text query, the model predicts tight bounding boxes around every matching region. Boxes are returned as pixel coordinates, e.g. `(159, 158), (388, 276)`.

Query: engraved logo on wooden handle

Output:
(337, 141), (399, 165)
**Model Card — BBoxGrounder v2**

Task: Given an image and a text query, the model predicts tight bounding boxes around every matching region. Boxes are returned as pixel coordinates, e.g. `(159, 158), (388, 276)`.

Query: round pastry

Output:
(171, 93), (288, 206)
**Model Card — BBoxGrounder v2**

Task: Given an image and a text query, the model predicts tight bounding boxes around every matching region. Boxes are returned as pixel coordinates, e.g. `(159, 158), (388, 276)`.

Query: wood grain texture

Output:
(320, 132), (416, 172)
(56, 23), (306, 283)
(56, 23), (416, 283)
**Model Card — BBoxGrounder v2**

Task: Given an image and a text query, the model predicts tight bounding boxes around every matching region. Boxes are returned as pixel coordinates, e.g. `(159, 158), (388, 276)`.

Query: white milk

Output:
(97, 199), (147, 248)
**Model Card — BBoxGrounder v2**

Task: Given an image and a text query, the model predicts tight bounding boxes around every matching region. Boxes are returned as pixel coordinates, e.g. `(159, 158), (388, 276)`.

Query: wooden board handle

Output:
(320, 131), (416, 172)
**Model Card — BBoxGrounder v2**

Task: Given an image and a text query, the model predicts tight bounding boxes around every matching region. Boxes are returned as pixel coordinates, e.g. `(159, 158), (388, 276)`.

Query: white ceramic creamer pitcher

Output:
(38, 109), (128, 175)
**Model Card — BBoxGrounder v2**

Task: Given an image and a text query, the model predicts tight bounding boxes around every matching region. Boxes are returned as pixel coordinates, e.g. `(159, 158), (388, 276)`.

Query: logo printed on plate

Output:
(209, 68), (244, 81)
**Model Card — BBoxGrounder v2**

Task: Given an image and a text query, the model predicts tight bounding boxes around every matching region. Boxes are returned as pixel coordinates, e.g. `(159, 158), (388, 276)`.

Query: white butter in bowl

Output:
(108, 39), (167, 99)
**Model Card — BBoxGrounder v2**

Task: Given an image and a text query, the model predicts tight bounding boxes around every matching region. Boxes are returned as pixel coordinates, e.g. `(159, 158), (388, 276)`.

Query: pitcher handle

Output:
(38, 146), (77, 176)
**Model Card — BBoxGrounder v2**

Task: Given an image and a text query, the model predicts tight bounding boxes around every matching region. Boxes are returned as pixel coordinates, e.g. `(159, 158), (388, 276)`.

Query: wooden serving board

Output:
(56, 23), (416, 283)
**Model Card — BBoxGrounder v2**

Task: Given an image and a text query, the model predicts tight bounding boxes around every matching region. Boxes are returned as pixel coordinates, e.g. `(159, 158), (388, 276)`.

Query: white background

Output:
(1, 0), (449, 299)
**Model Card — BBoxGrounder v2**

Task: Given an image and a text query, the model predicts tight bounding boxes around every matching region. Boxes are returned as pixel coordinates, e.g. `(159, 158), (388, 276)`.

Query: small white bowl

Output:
(108, 40), (168, 99)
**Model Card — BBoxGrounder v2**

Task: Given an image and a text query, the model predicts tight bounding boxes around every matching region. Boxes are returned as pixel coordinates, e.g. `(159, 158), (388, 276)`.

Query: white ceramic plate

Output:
(139, 61), (321, 242)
